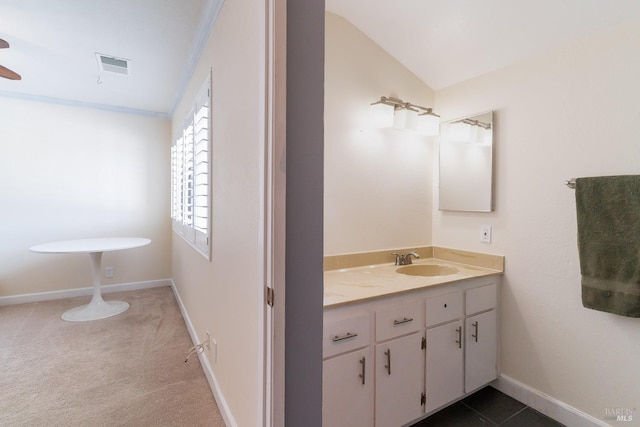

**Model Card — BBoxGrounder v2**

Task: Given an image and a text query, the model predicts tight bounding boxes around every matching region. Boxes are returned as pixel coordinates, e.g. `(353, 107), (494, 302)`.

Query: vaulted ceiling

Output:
(326, 0), (640, 90)
(2, 1), (640, 117)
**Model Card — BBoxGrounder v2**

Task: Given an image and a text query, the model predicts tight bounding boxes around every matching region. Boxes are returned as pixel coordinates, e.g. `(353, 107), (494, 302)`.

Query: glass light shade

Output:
(393, 108), (407, 130)
(405, 109), (419, 131)
(370, 102), (395, 128)
(470, 124), (479, 144)
(449, 122), (472, 142)
(482, 128), (493, 146)
(394, 108), (418, 131)
(417, 113), (440, 136)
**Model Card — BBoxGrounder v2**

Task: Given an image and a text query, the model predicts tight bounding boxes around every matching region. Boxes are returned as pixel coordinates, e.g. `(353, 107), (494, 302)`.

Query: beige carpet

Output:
(0, 286), (225, 427)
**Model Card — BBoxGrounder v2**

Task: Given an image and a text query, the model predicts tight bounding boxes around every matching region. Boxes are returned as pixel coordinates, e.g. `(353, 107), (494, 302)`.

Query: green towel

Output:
(576, 175), (640, 317)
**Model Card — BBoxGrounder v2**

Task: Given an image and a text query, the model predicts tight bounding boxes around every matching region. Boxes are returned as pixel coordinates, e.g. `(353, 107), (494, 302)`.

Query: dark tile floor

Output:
(411, 386), (566, 426)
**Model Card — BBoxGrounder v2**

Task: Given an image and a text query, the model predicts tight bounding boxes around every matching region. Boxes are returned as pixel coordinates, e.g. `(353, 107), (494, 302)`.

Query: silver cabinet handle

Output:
(393, 317), (414, 326)
(472, 321), (479, 342)
(384, 349), (391, 375)
(359, 357), (366, 385)
(455, 326), (462, 349)
(333, 332), (358, 342)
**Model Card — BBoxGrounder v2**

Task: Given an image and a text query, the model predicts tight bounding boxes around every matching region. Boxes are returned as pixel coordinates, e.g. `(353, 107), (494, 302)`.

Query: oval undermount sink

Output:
(396, 264), (459, 277)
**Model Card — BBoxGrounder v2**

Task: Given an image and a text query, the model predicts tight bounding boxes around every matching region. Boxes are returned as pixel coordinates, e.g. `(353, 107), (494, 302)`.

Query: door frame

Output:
(263, 0), (287, 425)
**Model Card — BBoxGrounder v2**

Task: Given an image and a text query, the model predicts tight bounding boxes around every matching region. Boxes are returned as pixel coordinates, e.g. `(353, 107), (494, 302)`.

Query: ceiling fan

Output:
(0, 38), (22, 80)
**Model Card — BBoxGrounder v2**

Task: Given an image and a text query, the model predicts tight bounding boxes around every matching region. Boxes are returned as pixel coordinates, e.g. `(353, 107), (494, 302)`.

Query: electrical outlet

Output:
(105, 267), (114, 278)
(205, 331), (218, 362)
(480, 225), (492, 243)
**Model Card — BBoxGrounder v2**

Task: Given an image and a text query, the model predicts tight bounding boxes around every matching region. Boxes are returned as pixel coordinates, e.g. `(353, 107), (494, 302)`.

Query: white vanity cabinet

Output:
(322, 313), (373, 427)
(423, 283), (498, 413)
(424, 292), (464, 413)
(464, 284), (498, 393)
(323, 277), (500, 427)
(323, 347), (374, 427)
(374, 301), (424, 427)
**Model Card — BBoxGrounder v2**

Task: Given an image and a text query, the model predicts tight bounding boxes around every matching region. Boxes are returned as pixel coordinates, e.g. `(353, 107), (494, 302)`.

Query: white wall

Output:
(433, 18), (640, 423)
(324, 13), (435, 255)
(170, 1), (265, 425)
(0, 97), (171, 297)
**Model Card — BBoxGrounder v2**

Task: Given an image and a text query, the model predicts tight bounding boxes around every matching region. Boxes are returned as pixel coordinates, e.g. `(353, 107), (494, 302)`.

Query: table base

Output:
(62, 300), (130, 322)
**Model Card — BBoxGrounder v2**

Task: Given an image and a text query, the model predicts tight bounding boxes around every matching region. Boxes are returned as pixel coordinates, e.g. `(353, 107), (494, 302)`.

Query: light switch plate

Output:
(481, 225), (492, 243)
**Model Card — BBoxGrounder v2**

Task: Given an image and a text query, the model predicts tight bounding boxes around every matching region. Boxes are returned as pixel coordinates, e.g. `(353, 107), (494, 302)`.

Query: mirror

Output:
(439, 111), (493, 212)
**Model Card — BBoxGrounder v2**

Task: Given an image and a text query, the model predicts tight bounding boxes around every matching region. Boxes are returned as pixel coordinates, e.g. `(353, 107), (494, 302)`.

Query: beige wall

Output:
(0, 97), (171, 297)
(170, 1), (265, 425)
(324, 13), (435, 255)
(433, 18), (640, 422)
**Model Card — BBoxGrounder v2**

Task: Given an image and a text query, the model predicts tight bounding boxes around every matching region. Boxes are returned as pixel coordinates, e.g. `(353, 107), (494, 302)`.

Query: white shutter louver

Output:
(193, 90), (209, 236)
(170, 74), (211, 258)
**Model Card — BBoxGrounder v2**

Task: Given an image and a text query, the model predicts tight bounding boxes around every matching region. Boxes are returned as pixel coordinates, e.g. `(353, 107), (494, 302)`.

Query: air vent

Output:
(95, 53), (131, 75)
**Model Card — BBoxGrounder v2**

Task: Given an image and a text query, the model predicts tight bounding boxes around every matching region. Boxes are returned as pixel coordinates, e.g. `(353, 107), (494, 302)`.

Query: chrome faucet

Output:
(391, 251), (421, 266)
(391, 252), (402, 265)
(404, 252), (420, 264)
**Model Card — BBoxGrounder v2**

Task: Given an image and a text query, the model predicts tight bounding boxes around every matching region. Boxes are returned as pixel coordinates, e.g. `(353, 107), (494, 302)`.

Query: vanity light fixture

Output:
(369, 97), (396, 128)
(449, 121), (472, 142)
(417, 109), (440, 136)
(482, 127), (493, 146)
(449, 118), (491, 143)
(394, 105), (419, 131)
(370, 96), (440, 134)
(453, 118), (491, 130)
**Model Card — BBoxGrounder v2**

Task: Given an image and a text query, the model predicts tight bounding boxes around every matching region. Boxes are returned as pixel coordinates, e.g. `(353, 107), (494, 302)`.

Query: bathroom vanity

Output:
(322, 248), (503, 427)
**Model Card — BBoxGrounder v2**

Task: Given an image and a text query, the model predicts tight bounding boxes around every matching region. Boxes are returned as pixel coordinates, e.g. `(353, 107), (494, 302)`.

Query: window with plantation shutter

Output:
(171, 75), (211, 258)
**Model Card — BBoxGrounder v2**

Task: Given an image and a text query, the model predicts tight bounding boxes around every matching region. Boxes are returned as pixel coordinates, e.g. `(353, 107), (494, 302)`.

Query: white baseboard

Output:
(169, 280), (237, 427)
(492, 375), (611, 427)
(0, 279), (172, 306)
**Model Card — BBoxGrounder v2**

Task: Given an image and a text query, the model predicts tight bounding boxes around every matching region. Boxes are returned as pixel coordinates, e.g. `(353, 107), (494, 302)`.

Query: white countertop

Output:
(324, 258), (502, 308)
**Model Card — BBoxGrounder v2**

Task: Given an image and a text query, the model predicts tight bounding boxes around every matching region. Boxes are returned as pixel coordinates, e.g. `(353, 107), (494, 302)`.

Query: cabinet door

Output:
(375, 332), (424, 427)
(323, 347), (374, 427)
(425, 320), (464, 413)
(465, 310), (497, 392)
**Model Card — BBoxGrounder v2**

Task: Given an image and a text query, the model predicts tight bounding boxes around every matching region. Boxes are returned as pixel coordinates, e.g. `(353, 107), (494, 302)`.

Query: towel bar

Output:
(565, 179), (576, 189)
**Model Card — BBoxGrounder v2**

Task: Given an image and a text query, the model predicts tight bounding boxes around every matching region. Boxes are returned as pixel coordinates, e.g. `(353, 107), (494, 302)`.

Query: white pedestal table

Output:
(30, 237), (151, 322)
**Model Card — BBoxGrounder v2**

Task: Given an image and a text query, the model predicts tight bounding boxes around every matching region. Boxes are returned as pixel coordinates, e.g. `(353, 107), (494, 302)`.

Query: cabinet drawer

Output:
(466, 284), (497, 315)
(425, 292), (463, 327)
(375, 301), (422, 342)
(324, 313), (370, 358)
